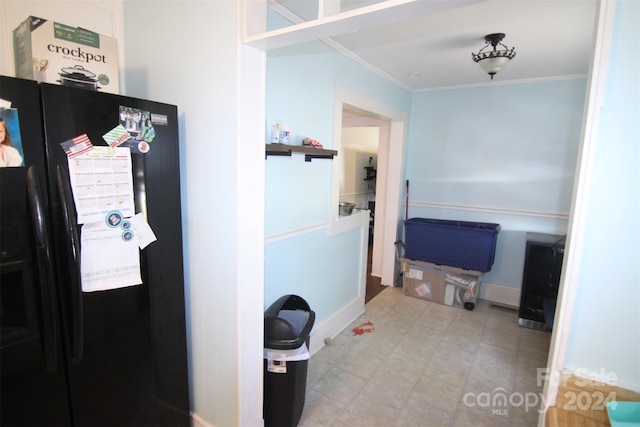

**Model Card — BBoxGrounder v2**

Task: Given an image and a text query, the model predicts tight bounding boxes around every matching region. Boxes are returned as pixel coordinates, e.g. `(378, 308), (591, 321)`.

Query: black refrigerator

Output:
(0, 76), (190, 426)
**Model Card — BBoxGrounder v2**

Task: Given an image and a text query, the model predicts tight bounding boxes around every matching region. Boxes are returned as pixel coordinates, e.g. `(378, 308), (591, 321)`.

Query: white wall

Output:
(122, 2), (265, 426)
(265, 34), (412, 348)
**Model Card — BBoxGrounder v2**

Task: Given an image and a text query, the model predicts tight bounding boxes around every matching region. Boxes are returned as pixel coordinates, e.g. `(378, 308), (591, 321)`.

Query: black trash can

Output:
(263, 295), (315, 427)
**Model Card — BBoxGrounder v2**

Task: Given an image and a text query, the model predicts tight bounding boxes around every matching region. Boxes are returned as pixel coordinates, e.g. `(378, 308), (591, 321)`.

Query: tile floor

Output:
(300, 286), (551, 426)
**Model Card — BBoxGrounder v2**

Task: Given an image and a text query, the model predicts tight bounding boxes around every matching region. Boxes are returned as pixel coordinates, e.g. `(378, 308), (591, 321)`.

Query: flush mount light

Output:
(471, 33), (516, 80)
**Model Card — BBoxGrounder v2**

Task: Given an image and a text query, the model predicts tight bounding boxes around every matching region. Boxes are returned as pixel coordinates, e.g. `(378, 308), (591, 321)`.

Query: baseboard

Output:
(188, 301), (365, 427)
(480, 282), (521, 308)
(308, 296), (365, 355)
(192, 412), (215, 427)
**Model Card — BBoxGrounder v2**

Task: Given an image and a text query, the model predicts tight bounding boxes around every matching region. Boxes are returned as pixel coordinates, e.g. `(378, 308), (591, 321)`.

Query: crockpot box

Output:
(13, 16), (120, 94)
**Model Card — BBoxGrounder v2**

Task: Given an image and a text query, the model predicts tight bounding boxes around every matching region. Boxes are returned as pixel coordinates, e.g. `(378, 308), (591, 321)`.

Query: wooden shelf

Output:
(265, 144), (337, 162)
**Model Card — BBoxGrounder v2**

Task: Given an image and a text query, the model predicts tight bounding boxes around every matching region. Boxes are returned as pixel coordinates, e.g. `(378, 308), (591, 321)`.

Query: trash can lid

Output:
(264, 295), (315, 350)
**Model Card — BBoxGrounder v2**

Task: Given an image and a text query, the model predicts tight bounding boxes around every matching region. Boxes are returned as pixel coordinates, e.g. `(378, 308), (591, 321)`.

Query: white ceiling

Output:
(266, 0), (599, 91)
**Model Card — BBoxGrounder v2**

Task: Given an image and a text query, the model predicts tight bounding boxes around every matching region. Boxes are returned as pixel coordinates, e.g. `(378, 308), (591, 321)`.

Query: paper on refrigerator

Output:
(67, 146), (135, 224)
(80, 220), (142, 292)
(129, 213), (157, 249)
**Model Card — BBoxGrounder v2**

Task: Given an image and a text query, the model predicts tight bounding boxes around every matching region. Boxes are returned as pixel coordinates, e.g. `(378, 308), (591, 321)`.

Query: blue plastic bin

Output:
(404, 218), (500, 272)
(606, 401), (640, 427)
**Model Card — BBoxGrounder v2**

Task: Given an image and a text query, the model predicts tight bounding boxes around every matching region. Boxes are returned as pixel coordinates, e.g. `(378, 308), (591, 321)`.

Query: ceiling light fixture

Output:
(472, 33), (516, 80)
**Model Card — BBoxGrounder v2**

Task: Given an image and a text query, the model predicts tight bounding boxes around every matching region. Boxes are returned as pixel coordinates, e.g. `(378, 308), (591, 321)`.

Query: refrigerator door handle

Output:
(56, 165), (84, 363)
(26, 166), (59, 374)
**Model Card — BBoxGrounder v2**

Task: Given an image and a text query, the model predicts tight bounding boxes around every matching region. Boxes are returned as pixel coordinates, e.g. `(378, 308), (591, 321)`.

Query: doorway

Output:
(331, 85), (407, 292)
(340, 108), (387, 302)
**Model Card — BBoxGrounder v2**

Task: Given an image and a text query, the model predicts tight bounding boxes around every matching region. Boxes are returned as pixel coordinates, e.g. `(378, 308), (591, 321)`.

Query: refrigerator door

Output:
(1, 76), (72, 426)
(40, 83), (189, 426)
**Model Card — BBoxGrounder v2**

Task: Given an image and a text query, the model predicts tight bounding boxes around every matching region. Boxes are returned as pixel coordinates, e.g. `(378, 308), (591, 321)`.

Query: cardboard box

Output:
(402, 266), (446, 304)
(443, 271), (480, 308)
(13, 16), (120, 94)
(397, 240), (483, 309)
(401, 259), (482, 309)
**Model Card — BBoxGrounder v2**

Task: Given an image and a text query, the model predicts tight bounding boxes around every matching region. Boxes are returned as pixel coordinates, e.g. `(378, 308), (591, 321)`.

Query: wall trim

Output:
(269, 1), (588, 95)
(192, 412), (215, 427)
(264, 2), (587, 94)
(410, 201), (570, 220)
(480, 282), (521, 308)
(322, 37), (412, 91)
(308, 296), (365, 355)
(265, 220), (329, 244)
(340, 191), (371, 199)
(415, 74), (588, 93)
(541, 1), (618, 421)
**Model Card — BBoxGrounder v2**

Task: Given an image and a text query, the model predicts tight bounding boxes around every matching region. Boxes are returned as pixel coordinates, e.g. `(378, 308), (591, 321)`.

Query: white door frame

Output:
(330, 84), (407, 287)
(340, 112), (389, 279)
(538, 1), (615, 423)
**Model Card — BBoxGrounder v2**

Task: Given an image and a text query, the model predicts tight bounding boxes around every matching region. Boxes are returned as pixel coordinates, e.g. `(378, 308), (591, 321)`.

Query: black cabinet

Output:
(518, 233), (565, 331)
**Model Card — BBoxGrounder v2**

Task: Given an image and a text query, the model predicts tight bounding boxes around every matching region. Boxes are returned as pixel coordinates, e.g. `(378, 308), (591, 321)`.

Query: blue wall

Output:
(408, 81), (585, 213)
(565, 0), (640, 391)
(266, 17), (587, 332)
(266, 43), (411, 236)
(265, 227), (363, 319)
(265, 37), (411, 325)
(406, 80), (586, 287)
